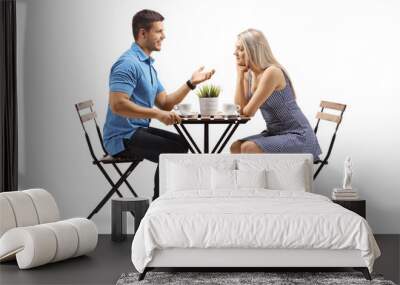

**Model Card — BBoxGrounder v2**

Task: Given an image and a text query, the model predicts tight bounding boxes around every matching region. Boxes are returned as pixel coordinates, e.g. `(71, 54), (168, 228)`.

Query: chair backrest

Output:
(75, 100), (107, 162)
(0, 189), (60, 237)
(313, 100), (347, 179)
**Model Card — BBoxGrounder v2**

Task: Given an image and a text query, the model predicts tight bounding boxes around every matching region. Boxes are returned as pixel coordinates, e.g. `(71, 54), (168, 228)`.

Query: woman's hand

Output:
(236, 61), (248, 81)
(190, 66), (215, 85)
(236, 63), (248, 75)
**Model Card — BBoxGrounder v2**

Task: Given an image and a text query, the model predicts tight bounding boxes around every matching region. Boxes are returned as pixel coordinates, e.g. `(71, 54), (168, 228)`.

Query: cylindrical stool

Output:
(111, 197), (149, 242)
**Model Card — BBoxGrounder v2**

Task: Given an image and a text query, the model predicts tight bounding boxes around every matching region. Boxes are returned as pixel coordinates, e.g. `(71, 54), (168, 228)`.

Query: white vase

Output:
(199, 97), (219, 116)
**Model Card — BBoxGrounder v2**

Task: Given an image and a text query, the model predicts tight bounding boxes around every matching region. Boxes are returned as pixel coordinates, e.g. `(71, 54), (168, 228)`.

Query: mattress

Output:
(131, 190), (380, 273)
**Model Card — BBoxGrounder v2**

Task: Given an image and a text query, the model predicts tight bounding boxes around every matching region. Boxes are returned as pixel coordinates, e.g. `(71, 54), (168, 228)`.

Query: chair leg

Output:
(111, 162), (140, 197)
(313, 163), (325, 180)
(354, 267), (372, 280)
(95, 162), (125, 198)
(88, 163), (137, 219)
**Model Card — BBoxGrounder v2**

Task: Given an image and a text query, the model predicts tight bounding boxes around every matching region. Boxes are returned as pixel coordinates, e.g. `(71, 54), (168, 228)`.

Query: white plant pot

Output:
(199, 97), (219, 116)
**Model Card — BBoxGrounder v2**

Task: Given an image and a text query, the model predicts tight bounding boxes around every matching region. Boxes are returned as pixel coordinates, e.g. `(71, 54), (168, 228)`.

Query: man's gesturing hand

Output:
(190, 66), (216, 85)
(156, 110), (182, 125)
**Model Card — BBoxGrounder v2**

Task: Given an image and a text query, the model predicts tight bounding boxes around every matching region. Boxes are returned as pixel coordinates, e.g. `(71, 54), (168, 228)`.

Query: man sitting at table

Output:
(103, 9), (215, 200)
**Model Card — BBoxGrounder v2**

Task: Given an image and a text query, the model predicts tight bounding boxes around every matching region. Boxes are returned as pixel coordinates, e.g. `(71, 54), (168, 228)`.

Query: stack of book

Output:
(332, 188), (359, 200)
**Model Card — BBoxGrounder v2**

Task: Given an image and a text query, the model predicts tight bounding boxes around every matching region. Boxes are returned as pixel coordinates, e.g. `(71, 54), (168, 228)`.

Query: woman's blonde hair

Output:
(238, 28), (296, 97)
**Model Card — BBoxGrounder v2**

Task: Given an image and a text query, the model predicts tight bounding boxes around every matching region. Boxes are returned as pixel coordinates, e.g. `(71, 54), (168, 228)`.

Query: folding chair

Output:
(75, 100), (143, 219)
(313, 100), (347, 180)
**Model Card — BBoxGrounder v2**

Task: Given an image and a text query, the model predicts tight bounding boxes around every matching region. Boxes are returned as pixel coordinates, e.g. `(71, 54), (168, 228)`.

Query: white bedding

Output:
(131, 190), (380, 273)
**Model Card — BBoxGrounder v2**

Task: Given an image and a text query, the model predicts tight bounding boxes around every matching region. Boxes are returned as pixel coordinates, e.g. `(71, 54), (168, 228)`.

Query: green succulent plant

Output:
(196, 84), (221, 98)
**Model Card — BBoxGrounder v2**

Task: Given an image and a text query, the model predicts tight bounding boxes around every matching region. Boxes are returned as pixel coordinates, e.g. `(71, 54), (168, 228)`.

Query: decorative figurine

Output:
(342, 156), (353, 190)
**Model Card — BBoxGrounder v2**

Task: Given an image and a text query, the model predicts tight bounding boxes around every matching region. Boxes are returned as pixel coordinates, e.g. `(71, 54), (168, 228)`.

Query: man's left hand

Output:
(190, 66), (215, 85)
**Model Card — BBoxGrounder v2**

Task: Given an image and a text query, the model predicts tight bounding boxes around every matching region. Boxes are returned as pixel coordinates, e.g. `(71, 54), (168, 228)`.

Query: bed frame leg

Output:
(354, 267), (371, 280)
(138, 268), (148, 281)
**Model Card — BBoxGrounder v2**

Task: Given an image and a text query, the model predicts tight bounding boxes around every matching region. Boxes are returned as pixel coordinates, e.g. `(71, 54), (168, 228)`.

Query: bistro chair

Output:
(75, 100), (143, 219)
(313, 100), (347, 180)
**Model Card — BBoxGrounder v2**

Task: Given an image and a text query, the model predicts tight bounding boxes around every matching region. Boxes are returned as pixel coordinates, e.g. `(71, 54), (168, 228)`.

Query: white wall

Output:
(17, 0), (400, 233)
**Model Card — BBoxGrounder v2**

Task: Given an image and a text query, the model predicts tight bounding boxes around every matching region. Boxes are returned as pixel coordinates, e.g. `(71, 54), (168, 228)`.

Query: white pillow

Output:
(211, 168), (268, 190)
(211, 168), (236, 190)
(166, 159), (236, 192)
(266, 162), (308, 191)
(236, 169), (268, 189)
(237, 159), (310, 192)
(167, 162), (209, 191)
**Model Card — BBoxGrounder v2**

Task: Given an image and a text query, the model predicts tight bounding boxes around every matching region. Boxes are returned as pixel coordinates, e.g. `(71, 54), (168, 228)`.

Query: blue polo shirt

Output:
(103, 43), (165, 156)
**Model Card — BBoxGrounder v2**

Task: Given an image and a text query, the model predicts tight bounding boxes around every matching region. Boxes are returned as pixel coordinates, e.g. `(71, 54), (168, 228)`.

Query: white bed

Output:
(131, 154), (380, 280)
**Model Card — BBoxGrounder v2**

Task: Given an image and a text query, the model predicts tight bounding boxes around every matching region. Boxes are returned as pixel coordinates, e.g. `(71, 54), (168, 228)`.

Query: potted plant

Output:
(196, 84), (221, 116)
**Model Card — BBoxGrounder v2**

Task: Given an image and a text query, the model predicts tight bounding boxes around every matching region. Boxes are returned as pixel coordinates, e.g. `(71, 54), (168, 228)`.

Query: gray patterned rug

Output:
(116, 271), (396, 285)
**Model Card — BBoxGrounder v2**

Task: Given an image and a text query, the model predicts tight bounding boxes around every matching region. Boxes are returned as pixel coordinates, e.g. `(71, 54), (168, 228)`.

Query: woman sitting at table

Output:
(230, 28), (321, 161)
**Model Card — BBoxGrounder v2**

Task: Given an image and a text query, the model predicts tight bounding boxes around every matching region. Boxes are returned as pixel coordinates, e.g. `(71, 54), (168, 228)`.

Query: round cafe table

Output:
(173, 113), (251, 153)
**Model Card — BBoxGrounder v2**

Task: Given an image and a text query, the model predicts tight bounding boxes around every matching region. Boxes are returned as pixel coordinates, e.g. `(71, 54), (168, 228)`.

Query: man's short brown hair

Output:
(132, 9), (164, 40)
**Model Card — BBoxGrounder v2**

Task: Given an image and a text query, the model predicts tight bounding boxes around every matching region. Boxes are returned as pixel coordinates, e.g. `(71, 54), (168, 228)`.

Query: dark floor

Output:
(0, 235), (399, 285)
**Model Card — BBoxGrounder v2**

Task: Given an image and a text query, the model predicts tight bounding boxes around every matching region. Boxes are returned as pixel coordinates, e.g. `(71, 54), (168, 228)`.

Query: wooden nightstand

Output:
(332, 199), (366, 219)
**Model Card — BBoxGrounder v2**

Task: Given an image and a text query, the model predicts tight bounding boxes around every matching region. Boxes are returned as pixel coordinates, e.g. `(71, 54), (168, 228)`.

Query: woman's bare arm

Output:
(242, 66), (281, 117)
(234, 69), (249, 113)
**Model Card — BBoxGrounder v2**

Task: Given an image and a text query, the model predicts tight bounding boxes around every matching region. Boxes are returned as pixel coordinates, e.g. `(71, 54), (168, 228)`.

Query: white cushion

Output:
(0, 192), (39, 227)
(0, 226), (57, 269)
(236, 169), (268, 189)
(211, 168), (236, 190)
(211, 169), (268, 191)
(160, 154), (313, 193)
(0, 196), (17, 237)
(0, 189), (98, 269)
(65, 218), (98, 257)
(24, 189), (60, 223)
(166, 158), (235, 192)
(266, 162), (308, 191)
(0, 218), (98, 269)
(238, 157), (312, 192)
(0, 189), (60, 234)
(167, 162), (210, 191)
(42, 221), (78, 262)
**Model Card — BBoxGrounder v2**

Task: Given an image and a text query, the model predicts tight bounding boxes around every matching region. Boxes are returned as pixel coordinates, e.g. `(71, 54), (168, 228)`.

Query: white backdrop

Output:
(16, 0), (400, 233)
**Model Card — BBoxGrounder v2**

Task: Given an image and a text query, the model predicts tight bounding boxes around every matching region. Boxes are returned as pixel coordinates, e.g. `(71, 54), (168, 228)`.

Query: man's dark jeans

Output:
(115, 127), (189, 200)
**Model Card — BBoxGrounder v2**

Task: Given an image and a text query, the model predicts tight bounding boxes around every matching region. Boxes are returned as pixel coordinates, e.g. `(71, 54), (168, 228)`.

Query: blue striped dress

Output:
(240, 69), (322, 160)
